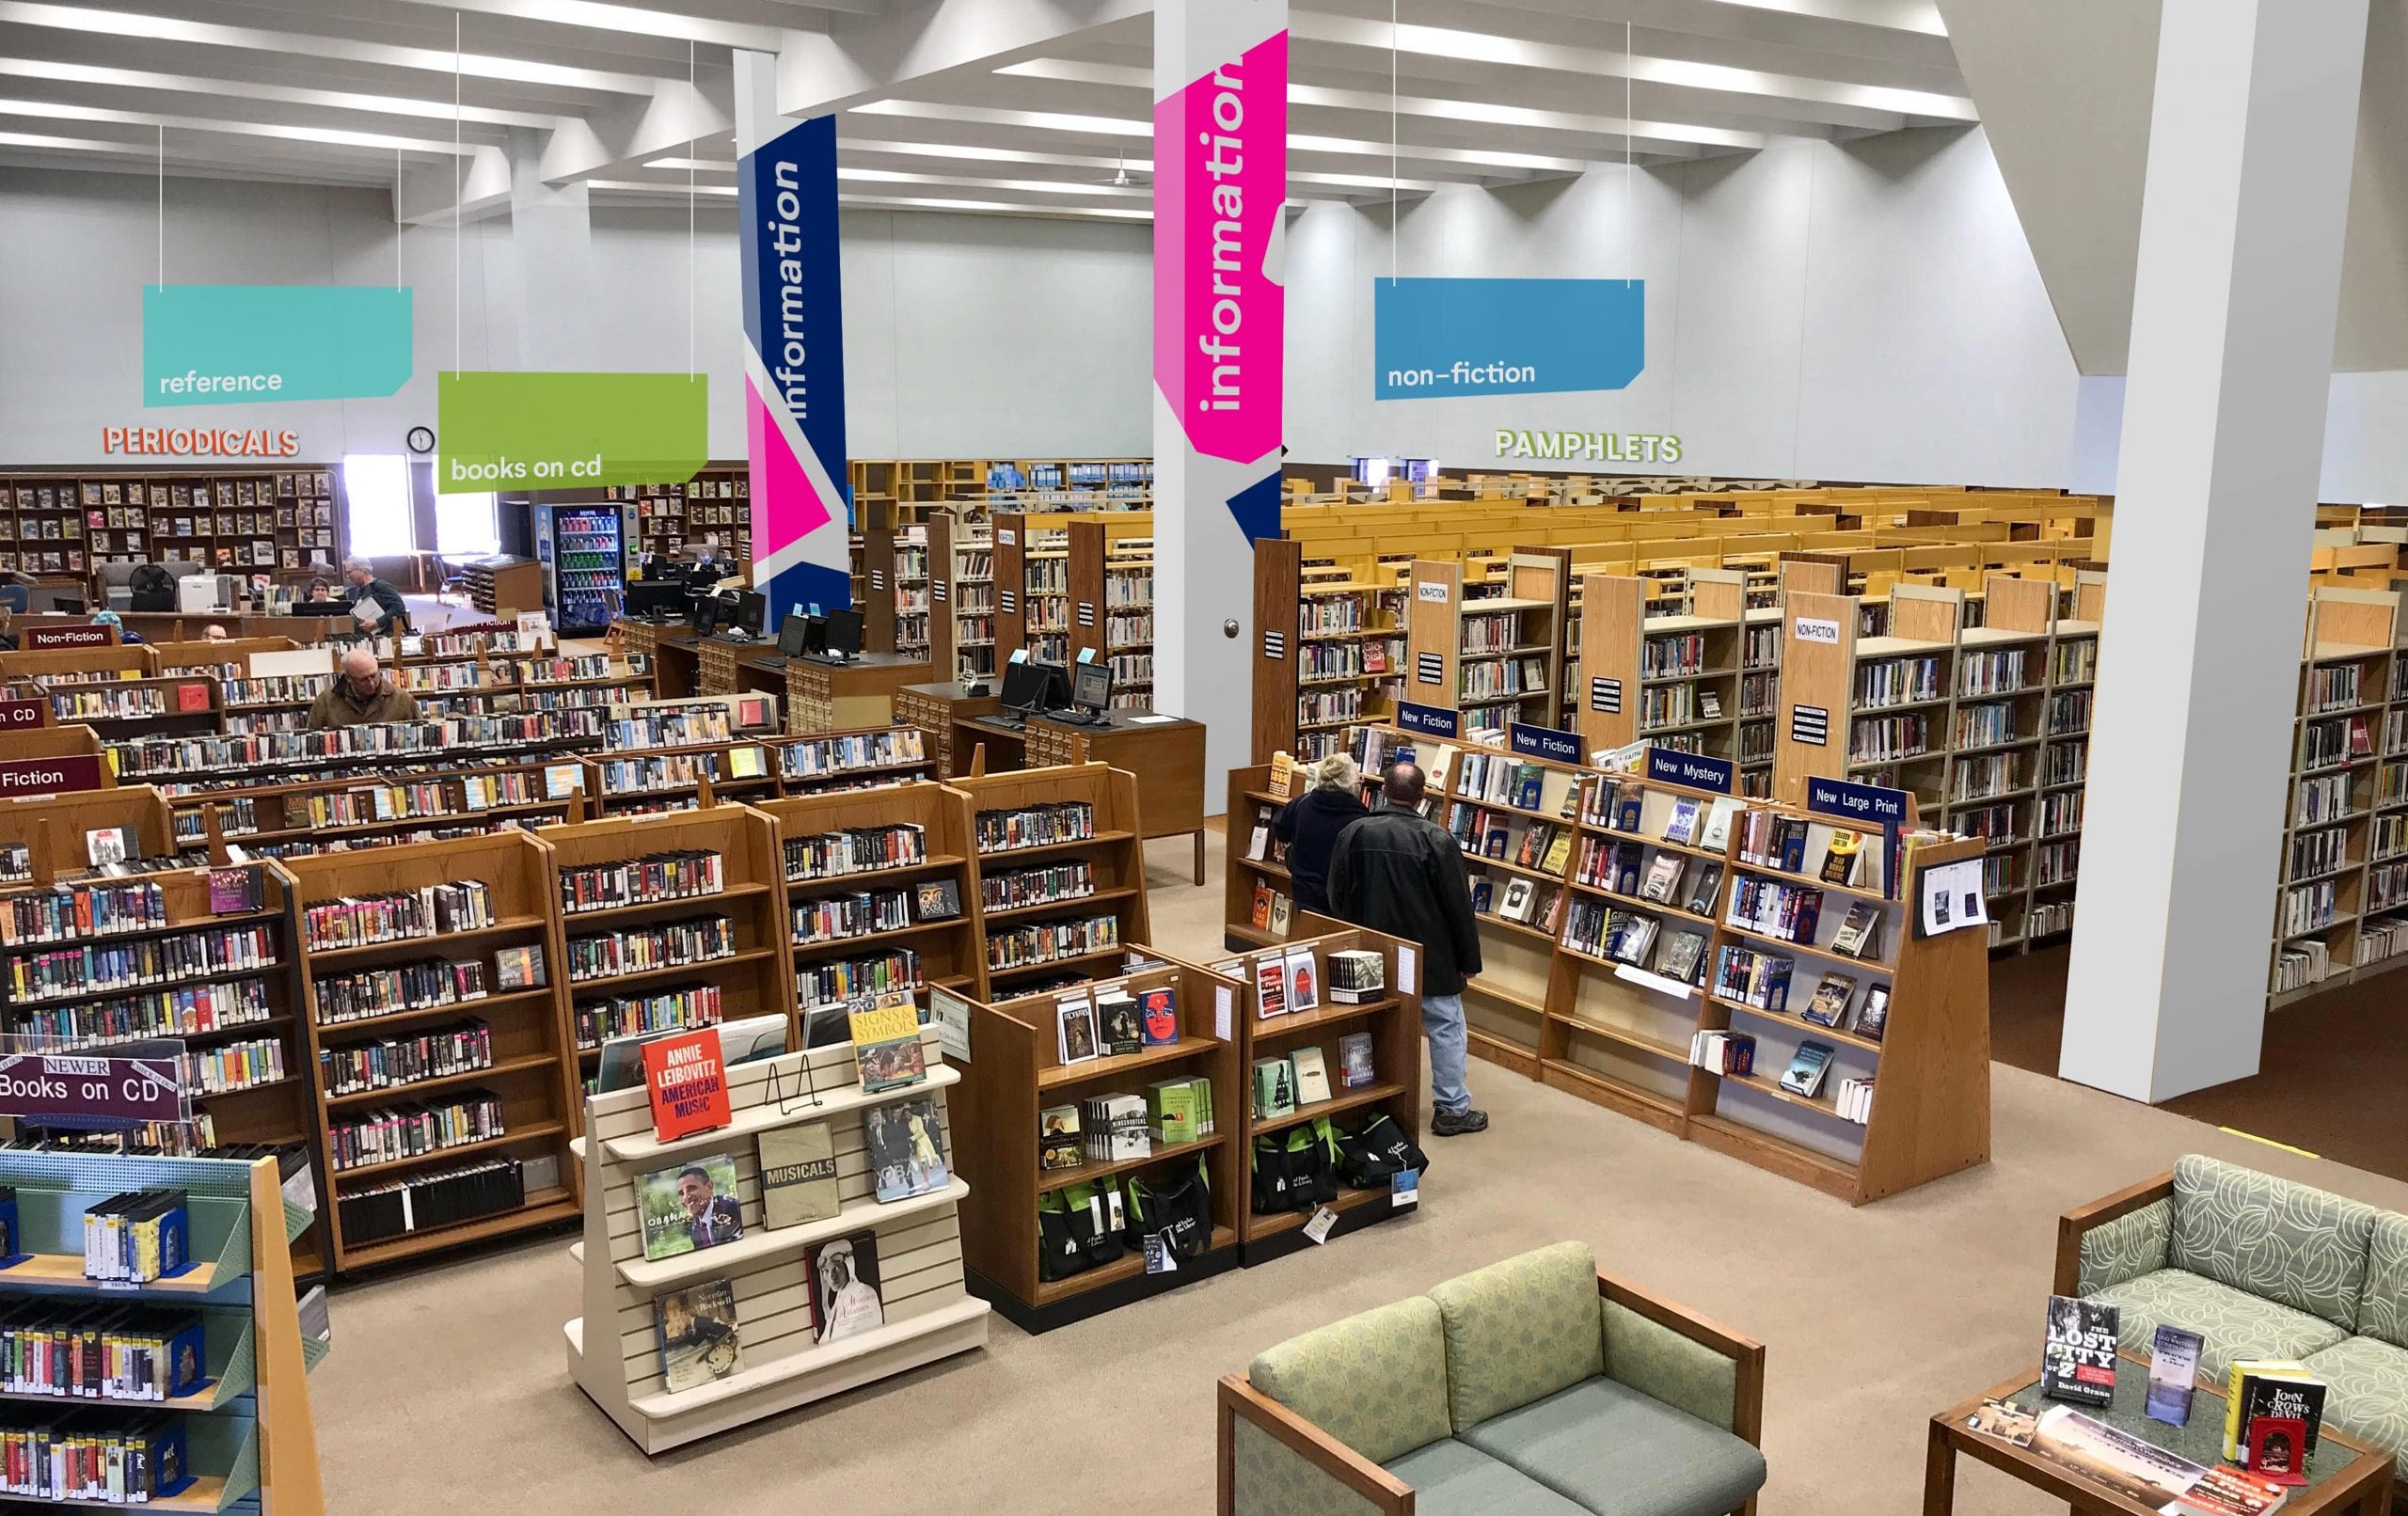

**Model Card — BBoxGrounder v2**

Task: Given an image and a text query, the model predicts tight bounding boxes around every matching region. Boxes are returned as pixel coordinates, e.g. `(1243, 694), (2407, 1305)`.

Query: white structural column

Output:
(504, 127), (599, 371)
(1153, 0), (1288, 807)
(2060, 0), (2369, 1101)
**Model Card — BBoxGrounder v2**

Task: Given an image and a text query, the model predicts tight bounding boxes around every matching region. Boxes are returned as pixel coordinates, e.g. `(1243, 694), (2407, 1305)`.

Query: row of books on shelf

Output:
(1250, 1037), (1375, 1118)
(5, 924), (276, 1004)
(561, 852), (721, 915)
(975, 802), (1095, 855)
(300, 882), (492, 952)
(317, 1020), (487, 1097)
(107, 714), (606, 778)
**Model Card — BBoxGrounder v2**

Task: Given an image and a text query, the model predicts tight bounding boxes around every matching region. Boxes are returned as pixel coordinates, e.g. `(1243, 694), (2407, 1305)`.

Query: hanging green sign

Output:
(436, 371), (708, 493)
(143, 285), (414, 407)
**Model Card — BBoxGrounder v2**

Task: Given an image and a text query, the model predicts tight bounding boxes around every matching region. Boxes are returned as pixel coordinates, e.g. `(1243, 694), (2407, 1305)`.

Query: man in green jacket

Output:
(307, 647), (420, 730)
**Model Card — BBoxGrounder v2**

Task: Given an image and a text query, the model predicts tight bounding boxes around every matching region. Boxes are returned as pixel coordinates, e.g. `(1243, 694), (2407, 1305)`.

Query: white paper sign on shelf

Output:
(1794, 616), (1842, 644)
(1920, 858), (1989, 937)
(1303, 1205), (1339, 1244)
(927, 987), (973, 1063)
(1214, 985), (1234, 1040)
(1612, 963), (1697, 1001)
(1395, 946), (1418, 997)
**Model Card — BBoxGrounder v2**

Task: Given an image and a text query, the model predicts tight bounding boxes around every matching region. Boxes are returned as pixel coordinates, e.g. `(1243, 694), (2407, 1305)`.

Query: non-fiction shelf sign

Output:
(1646, 747), (1735, 795)
(1793, 616), (1843, 645)
(1804, 775), (1913, 829)
(24, 625), (116, 650)
(1510, 721), (1581, 765)
(0, 756), (105, 797)
(1396, 701), (1461, 739)
(0, 1052), (182, 1127)
(1790, 703), (1830, 747)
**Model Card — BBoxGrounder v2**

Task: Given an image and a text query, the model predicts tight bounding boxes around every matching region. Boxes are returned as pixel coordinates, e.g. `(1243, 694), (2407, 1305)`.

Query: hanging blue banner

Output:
(1374, 277), (1644, 400)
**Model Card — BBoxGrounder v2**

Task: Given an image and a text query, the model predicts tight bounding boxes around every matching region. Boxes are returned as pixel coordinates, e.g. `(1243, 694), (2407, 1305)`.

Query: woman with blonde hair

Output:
(1274, 751), (1369, 915)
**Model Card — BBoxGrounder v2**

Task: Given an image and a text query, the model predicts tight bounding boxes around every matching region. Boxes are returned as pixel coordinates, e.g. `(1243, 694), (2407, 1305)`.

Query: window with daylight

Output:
(342, 454), (415, 557)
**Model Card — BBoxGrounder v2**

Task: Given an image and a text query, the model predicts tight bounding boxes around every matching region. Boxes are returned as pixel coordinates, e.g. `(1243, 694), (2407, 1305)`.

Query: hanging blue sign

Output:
(1374, 277), (1643, 400)
(1509, 721), (1581, 765)
(1647, 748), (1735, 795)
(1396, 702), (1461, 739)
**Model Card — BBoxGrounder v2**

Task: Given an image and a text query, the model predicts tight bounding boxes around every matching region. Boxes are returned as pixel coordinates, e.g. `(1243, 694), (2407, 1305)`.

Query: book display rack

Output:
(165, 757), (593, 858)
(282, 831), (582, 1271)
(0, 786), (333, 1278)
(1405, 554), (1567, 735)
(541, 805), (800, 1061)
(2271, 587), (2408, 1007)
(950, 956), (1239, 1332)
(581, 741), (784, 818)
(565, 1021), (986, 1453)
(607, 466), (749, 567)
(1220, 924), (1423, 1262)
(1222, 763), (1303, 950)
(462, 556), (542, 618)
(758, 785), (984, 1045)
(0, 1149), (326, 1509)
(954, 764), (1154, 1003)
(1249, 539), (1409, 764)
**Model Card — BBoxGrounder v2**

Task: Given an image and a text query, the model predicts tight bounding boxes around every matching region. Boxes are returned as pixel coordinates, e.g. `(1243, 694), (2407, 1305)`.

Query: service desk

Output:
(953, 709), (1207, 882)
(646, 626), (702, 699)
(780, 650), (931, 734)
(895, 681), (1000, 775)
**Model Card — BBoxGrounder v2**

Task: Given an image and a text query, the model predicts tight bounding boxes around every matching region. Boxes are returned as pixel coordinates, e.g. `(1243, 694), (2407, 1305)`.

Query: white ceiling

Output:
(0, 0), (1973, 220)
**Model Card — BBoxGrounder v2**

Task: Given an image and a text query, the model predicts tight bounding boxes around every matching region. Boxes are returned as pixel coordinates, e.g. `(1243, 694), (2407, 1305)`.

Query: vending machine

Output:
(531, 500), (628, 634)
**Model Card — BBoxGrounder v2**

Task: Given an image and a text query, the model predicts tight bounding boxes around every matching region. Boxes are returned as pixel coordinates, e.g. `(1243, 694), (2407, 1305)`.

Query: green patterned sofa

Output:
(1215, 1241), (1766, 1516)
(2061, 1153), (2408, 1468)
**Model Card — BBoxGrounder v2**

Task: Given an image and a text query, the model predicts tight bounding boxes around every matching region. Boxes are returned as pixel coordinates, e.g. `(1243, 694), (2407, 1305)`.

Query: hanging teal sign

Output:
(1374, 277), (1643, 399)
(143, 285), (413, 407)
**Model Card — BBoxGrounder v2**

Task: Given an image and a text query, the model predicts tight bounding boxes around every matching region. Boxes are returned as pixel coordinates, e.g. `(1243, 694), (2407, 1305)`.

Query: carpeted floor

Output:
(307, 828), (2408, 1515)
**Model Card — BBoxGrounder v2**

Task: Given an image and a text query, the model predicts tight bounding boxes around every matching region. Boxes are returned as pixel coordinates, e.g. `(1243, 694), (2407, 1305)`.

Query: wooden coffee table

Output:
(1927, 1353), (2395, 1514)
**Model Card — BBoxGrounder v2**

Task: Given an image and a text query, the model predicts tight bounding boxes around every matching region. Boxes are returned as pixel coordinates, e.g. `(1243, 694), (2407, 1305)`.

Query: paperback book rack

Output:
(1221, 924), (1424, 1263)
(950, 955), (1241, 1333)
(0, 1149), (325, 1512)
(564, 1023), (988, 1454)
(282, 831), (583, 1271)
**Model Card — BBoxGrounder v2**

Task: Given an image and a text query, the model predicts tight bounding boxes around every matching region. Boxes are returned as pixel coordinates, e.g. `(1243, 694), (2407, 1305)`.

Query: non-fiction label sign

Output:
(24, 625), (116, 650)
(1510, 721), (1581, 765)
(438, 371), (707, 492)
(144, 284), (412, 407)
(1647, 748), (1735, 795)
(1794, 616), (1843, 645)
(1415, 652), (1444, 686)
(1396, 701), (1461, 739)
(0, 700), (43, 730)
(1416, 582), (1450, 604)
(1790, 703), (1830, 747)
(1590, 676), (1622, 715)
(0, 757), (104, 797)
(0, 1052), (182, 1126)
(1804, 775), (1913, 828)
(1376, 277), (1644, 399)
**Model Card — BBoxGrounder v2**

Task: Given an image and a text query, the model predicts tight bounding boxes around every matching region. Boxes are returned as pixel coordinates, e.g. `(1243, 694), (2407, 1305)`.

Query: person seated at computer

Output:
(308, 647), (420, 730)
(341, 557), (410, 632)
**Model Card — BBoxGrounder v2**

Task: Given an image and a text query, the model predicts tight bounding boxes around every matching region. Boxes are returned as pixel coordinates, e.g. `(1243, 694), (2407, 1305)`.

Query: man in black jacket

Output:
(1327, 761), (1489, 1135)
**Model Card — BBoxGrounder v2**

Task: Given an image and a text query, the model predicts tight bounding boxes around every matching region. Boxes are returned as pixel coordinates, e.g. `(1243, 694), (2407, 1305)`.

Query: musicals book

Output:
(758, 1124), (841, 1229)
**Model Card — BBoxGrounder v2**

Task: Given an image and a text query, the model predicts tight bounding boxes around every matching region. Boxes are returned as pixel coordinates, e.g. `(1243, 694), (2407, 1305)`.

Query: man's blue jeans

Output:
(1421, 991), (1471, 1115)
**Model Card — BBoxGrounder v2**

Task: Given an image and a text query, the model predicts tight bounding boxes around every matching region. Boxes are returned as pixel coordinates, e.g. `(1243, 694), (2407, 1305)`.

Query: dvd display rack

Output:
(541, 804), (800, 1063)
(950, 955), (1240, 1331)
(283, 829), (582, 1271)
(758, 784), (985, 1050)
(955, 764), (1155, 1003)
(565, 1021), (986, 1453)
(0, 1149), (326, 1508)
(1404, 553), (1567, 735)
(1221, 924), (1423, 1261)
(0, 785), (332, 1279)
(2271, 586), (2408, 1006)
(1572, 570), (1746, 764)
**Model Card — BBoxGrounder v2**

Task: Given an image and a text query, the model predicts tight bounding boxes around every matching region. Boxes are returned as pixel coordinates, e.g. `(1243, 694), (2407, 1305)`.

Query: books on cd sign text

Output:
(1338, 1033), (1375, 1089)
(1096, 987), (1143, 1056)
(757, 1124), (841, 1230)
(808, 1231), (884, 1344)
(637, 1152), (744, 1262)
(1290, 1046), (1333, 1105)
(642, 1027), (732, 1142)
(655, 1276), (742, 1393)
(2040, 1295), (2120, 1406)
(849, 992), (927, 1093)
(1038, 1105), (1083, 1169)
(1138, 985), (1180, 1045)
(865, 1093), (949, 1203)
(1055, 993), (1100, 1065)
(1777, 1040), (1834, 1098)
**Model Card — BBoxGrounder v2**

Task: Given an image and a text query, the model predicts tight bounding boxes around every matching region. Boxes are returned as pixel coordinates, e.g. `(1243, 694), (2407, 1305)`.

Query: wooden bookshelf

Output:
(1016, 514), (1074, 665)
(1066, 517), (1156, 706)
(1251, 539), (1407, 765)
(582, 740), (784, 817)
(542, 804), (800, 1063)
(759, 783), (984, 1049)
(565, 1022), (986, 1453)
(282, 829), (582, 1271)
(955, 763), (1154, 1003)
(0, 1149), (325, 1508)
(1574, 570), (1745, 764)
(1405, 553), (1566, 736)
(990, 513), (1029, 663)
(1221, 924), (1424, 1262)
(465, 557), (542, 617)
(951, 956), (1240, 1332)
(927, 510), (997, 683)
(0, 466), (347, 576)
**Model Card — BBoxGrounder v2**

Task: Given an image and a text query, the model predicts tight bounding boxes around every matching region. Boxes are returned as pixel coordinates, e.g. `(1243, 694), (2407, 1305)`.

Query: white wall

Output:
(1285, 127), (2089, 486)
(2071, 371), (2408, 503)
(0, 168), (1152, 466)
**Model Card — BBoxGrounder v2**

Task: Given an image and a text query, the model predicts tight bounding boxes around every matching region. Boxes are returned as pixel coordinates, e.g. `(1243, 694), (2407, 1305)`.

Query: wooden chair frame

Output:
(1215, 1267), (1766, 1516)
(2052, 1169), (2176, 1297)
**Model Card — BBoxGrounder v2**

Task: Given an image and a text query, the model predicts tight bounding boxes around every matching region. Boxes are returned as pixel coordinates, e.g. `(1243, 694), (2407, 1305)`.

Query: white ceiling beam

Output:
(849, 98), (1149, 139)
(0, 57), (567, 131)
(377, 0), (789, 53)
(395, 145), (514, 223)
(0, 2), (663, 95)
(0, 95), (490, 154)
(540, 73), (730, 182)
(777, 0), (1151, 117)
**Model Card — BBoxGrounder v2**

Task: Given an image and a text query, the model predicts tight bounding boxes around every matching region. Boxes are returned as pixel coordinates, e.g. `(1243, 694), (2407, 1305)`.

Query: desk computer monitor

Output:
(802, 614), (829, 655)
(626, 580), (688, 620)
(1070, 660), (1113, 715)
(824, 608), (863, 660)
(777, 613), (812, 657)
(591, 1015), (788, 1094)
(728, 590), (767, 640)
(689, 595), (721, 637)
(1002, 658), (1069, 719)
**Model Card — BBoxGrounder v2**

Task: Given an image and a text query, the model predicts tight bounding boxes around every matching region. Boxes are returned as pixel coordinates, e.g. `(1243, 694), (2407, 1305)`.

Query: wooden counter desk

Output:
(953, 707), (1207, 883)
(895, 679), (1001, 774)
(778, 648), (931, 733)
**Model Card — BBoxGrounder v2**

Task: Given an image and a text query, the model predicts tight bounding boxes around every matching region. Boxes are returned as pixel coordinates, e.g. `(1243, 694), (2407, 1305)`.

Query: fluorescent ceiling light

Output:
(642, 156), (732, 172)
(588, 179), (736, 195)
(0, 2), (659, 94)
(841, 139), (1157, 174)
(1288, 133), (1589, 175)
(0, 57), (564, 129)
(850, 99), (1149, 139)
(0, 96), (481, 153)
(379, 0), (784, 52)
(838, 166), (1144, 197)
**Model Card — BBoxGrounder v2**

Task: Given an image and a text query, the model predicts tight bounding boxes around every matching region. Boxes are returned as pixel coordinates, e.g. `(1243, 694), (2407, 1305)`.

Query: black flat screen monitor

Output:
(689, 596), (720, 636)
(802, 614), (829, 655)
(824, 608), (863, 659)
(626, 580), (687, 620)
(1071, 660), (1113, 713)
(729, 591), (767, 639)
(777, 613), (812, 657)
(1002, 659), (1069, 717)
